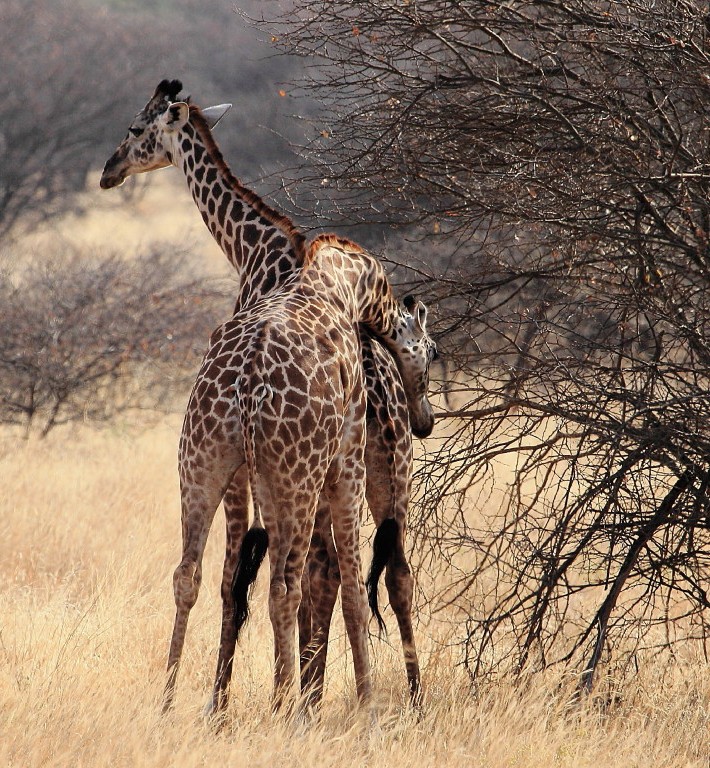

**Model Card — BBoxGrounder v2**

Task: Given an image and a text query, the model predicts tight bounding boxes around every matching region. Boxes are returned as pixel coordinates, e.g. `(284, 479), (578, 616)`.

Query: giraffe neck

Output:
(171, 108), (306, 306)
(308, 235), (401, 339)
(306, 233), (435, 439)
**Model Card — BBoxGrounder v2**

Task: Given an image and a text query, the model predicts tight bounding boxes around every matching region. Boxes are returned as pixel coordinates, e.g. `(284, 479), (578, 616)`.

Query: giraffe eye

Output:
(129, 127), (144, 138)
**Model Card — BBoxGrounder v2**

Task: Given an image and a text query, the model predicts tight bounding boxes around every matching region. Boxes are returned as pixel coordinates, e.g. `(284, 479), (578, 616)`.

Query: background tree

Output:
(0, 0), (309, 241)
(0, 0), (311, 437)
(0, 0), (168, 239)
(272, 0), (710, 689)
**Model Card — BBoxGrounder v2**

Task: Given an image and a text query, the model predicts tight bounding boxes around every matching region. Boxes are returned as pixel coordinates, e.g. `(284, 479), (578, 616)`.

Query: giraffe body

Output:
(100, 80), (431, 712)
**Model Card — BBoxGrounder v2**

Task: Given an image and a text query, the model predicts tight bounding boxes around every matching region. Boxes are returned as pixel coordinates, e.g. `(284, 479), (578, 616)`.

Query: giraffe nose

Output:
(100, 153), (126, 189)
(411, 399), (435, 439)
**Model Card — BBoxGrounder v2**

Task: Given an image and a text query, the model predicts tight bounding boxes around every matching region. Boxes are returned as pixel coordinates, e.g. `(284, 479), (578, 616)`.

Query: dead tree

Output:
(0, 245), (231, 437)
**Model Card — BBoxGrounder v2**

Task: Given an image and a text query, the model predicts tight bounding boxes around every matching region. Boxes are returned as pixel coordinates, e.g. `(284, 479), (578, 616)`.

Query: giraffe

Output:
(170, 228), (435, 712)
(100, 79), (429, 711)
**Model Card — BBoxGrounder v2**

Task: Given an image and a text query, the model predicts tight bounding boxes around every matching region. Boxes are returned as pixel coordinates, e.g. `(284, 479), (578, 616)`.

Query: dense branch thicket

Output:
(273, 0), (710, 688)
(0, 245), (232, 437)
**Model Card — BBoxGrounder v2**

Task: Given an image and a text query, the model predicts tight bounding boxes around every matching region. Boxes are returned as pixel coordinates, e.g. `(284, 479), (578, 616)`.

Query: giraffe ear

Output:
(402, 294), (417, 312)
(402, 295), (428, 332)
(414, 301), (428, 333)
(162, 102), (189, 130)
(201, 103), (232, 129)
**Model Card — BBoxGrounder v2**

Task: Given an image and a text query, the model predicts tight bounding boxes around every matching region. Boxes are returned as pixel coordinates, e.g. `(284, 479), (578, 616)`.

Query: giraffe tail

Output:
(366, 517), (398, 636)
(231, 522), (268, 640)
(231, 376), (271, 639)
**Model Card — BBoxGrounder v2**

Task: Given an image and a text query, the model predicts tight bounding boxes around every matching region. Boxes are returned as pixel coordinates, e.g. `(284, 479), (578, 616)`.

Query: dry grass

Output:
(1, 174), (708, 765)
(0, 420), (707, 767)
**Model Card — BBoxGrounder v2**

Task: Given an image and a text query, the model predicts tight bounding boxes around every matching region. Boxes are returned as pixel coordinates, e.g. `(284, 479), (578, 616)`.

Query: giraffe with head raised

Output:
(100, 79), (432, 711)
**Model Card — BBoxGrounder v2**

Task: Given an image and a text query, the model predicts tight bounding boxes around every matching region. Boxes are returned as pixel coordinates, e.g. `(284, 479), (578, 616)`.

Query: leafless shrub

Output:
(0, 244), (232, 437)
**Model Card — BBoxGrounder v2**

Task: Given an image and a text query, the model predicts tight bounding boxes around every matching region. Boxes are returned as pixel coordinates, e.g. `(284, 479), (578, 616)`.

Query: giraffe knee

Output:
(270, 577), (287, 599)
(173, 561), (201, 609)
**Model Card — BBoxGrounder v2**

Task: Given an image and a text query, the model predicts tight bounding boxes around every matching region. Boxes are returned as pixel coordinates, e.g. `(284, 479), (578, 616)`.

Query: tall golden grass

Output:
(0, 419), (708, 767)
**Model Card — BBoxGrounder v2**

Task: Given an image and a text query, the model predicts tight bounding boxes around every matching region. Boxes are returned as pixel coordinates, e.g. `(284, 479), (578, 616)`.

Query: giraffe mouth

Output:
(99, 170), (127, 189)
(99, 152), (128, 189)
(411, 417), (435, 439)
(410, 397), (435, 439)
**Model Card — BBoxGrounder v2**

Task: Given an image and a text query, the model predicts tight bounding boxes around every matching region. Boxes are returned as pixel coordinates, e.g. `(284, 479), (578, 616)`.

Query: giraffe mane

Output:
(188, 105), (307, 264)
(306, 233), (365, 264)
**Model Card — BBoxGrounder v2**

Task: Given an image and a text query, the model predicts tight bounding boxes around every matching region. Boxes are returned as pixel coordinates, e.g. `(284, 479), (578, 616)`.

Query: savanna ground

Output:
(1, 177), (708, 767)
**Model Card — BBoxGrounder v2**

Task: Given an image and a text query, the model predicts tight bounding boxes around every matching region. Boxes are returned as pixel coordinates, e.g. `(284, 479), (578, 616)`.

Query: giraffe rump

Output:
(366, 517), (399, 636)
(231, 526), (269, 639)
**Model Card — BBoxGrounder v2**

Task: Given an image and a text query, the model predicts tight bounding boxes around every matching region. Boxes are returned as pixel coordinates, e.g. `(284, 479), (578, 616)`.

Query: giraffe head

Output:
(100, 79), (232, 189)
(389, 295), (438, 438)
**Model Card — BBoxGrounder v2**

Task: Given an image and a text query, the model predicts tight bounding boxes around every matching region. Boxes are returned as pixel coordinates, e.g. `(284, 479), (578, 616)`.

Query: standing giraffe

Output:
(100, 79), (429, 711)
(176, 228), (434, 711)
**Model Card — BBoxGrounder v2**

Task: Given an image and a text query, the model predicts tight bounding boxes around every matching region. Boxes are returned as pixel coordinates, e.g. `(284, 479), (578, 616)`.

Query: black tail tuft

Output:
(366, 518), (398, 636)
(231, 527), (268, 639)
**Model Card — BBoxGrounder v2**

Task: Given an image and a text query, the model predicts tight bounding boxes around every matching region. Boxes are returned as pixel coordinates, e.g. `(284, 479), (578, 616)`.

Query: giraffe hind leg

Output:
(363, 417), (422, 706)
(384, 537), (421, 707)
(327, 461), (371, 706)
(209, 465), (250, 718)
(268, 513), (315, 714)
(365, 517), (398, 634)
(299, 499), (340, 711)
(365, 517), (422, 706)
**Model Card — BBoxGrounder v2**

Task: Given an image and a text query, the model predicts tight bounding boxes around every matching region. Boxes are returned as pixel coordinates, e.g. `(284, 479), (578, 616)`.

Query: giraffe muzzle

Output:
(410, 398), (435, 439)
(99, 154), (127, 189)
(99, 168), (126, 189)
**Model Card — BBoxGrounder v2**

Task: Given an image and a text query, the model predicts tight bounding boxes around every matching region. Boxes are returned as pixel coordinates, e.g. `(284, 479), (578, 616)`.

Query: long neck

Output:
(310, 235), (402, 339)
(308, 234), (435, 438)
(171, 108), (306, 306)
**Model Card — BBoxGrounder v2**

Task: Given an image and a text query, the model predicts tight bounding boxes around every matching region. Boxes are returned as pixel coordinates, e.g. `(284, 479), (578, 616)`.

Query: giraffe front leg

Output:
(164, 444), (242, 713)
(208, 465), (250, 718)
